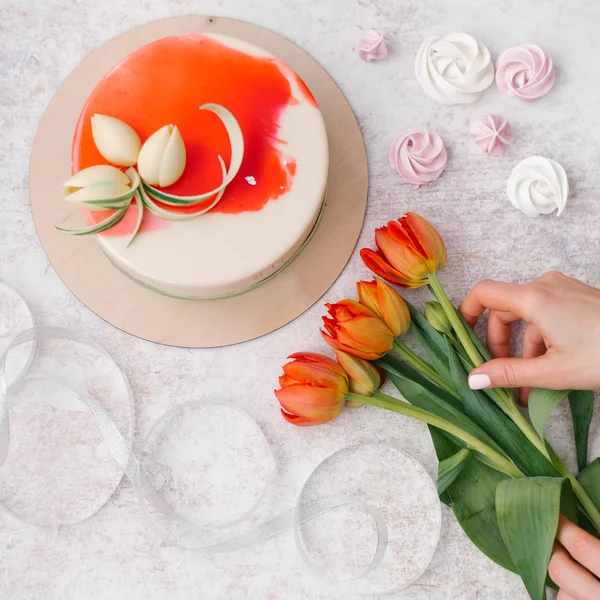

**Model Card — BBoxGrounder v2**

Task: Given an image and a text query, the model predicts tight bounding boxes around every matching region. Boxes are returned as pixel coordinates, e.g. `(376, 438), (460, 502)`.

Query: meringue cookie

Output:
(470, 115), (514, 154)
(358, 30), (388, 61)
(496, 44), (555, 101)
(415, 33), (495, 105)
(507, 156), (568, 217)
(390, 130), (448, 185)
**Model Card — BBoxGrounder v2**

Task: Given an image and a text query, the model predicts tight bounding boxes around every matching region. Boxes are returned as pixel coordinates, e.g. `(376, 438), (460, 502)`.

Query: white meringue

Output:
(507, 156), (569, 218)
(415, 33), (495, 105)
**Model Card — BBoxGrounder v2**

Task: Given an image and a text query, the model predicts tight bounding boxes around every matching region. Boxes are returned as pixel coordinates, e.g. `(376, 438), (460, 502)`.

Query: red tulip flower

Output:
(321, 299), (394, 361)
(275, 352), (349, 426)
(360, 213), (447, 288)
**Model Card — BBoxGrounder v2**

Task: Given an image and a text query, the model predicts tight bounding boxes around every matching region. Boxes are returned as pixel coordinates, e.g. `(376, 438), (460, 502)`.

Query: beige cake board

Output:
(29, 16), (368, 348)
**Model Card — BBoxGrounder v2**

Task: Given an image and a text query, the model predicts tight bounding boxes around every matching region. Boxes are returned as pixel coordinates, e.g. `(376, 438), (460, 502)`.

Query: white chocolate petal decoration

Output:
(158, 125), (186, 187)
(138, 125), (187, 187)
(65, 182), (132, 205)
(137, 125), (171, 186)
(507, 156), (569, 218)
(91, 115), (142, 167)
(65, 165), (130, 188)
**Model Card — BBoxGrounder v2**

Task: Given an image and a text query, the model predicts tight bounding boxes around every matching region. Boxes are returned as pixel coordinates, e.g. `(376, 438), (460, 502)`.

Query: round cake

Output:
(69, 33), (329, 299)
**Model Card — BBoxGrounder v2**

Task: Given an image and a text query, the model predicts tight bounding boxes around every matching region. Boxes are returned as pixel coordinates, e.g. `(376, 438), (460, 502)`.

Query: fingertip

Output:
(468, 373), (492, 390)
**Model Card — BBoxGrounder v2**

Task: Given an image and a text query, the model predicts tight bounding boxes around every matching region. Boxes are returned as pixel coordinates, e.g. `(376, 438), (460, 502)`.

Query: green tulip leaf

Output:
(377, 354), (461, 410)
(450, 454), (517, 573)
(529, 388), (571, 440)
(437, 448), (471, 495)
(578, 458), (600, 509)
(425, 420), (517, 572)
(569, 390), (594, 472)
(496, 477), (577, 600)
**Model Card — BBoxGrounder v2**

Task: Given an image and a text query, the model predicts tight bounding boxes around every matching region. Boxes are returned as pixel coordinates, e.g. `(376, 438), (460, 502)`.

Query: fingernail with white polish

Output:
(469, 374), (492, 390)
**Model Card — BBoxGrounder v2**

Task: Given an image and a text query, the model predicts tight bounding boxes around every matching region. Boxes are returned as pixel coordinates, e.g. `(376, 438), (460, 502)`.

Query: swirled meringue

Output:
(389, 130), (448, 185)
(358, 30), (388, 61)
(470, 115), (514, 154)
(507, 156), (568, 217)
(496, 44), (555, 101)
(415, 33), (495, 105)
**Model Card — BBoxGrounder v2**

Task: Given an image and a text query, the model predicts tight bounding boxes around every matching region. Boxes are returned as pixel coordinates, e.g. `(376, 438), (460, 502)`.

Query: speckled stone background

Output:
(1, 0), (600, 598)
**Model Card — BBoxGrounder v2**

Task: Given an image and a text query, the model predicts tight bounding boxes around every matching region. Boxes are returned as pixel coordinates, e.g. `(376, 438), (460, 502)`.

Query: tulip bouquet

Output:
(275, 213), (600, 600)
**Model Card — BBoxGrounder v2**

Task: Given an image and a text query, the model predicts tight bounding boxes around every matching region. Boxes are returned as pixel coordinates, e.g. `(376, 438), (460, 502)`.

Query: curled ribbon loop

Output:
(0, 286), (440, 594)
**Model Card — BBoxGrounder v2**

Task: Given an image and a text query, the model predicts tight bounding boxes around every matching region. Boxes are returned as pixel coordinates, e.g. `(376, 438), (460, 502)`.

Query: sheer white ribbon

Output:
(0, 283), (440, 593)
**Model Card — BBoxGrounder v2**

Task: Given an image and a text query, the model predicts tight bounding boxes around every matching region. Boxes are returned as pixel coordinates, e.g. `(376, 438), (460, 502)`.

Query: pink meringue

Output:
(470, 115), (514, 154)
(495, 44), (556, 101)
(389, 130), (448, 185)
(358, 30), (388, 62)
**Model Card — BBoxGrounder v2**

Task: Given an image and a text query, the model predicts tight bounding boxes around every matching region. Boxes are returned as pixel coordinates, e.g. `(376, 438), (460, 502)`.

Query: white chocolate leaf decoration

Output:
(137, 125), (186, 187)
(56, 168), (141, 236)
(91, 115), (142, 167)
(415, 33), (495, 105)
(507, 156), (568, 218)
(64, 165), (136, 210)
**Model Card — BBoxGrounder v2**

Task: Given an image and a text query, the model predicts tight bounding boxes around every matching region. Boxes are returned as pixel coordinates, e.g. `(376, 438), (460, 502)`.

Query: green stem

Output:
(393, 340), (461, 401)
(428, 273), (484, 368)
(348, 391), (524, 479)
(446, 331), (461, 348)
(505, 404), (551, 459)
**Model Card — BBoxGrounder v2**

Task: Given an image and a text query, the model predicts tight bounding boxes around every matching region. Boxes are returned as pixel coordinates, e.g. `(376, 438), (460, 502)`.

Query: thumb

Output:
(468, 355), (559, 390)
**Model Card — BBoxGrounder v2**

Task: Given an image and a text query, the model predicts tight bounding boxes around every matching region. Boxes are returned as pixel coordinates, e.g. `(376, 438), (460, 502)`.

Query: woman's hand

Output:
(551, 517), (600, 600)
(459, 271), (600, 404)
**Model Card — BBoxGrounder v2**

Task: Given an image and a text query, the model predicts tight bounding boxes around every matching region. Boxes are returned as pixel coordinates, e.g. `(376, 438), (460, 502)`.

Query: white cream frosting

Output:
(507, 156), (569, 218)
(415, 33), (495, 105)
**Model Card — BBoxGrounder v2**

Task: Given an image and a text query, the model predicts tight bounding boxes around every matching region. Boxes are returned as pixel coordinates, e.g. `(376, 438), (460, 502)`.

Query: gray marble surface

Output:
(2, 0), (600, 598)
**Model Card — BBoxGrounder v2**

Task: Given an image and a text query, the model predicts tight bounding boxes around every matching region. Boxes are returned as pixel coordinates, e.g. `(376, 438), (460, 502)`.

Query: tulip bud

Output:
(424, 301), (452, 334)
(335, 351), (381, 400)
(91, 114), (142, 167)
(137, 124), (186, 187)
(357, 278), (410, 338)
(64, 165), (133, 207)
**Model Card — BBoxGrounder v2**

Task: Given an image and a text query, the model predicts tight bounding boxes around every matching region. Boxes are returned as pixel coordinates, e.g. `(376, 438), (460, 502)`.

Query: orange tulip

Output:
(335, 350), (382, 397)
(360, 213), (447, 288)
(275, 352), (349, 426)
(357, 278), (411, 337)
(321, 299), (394, 360)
